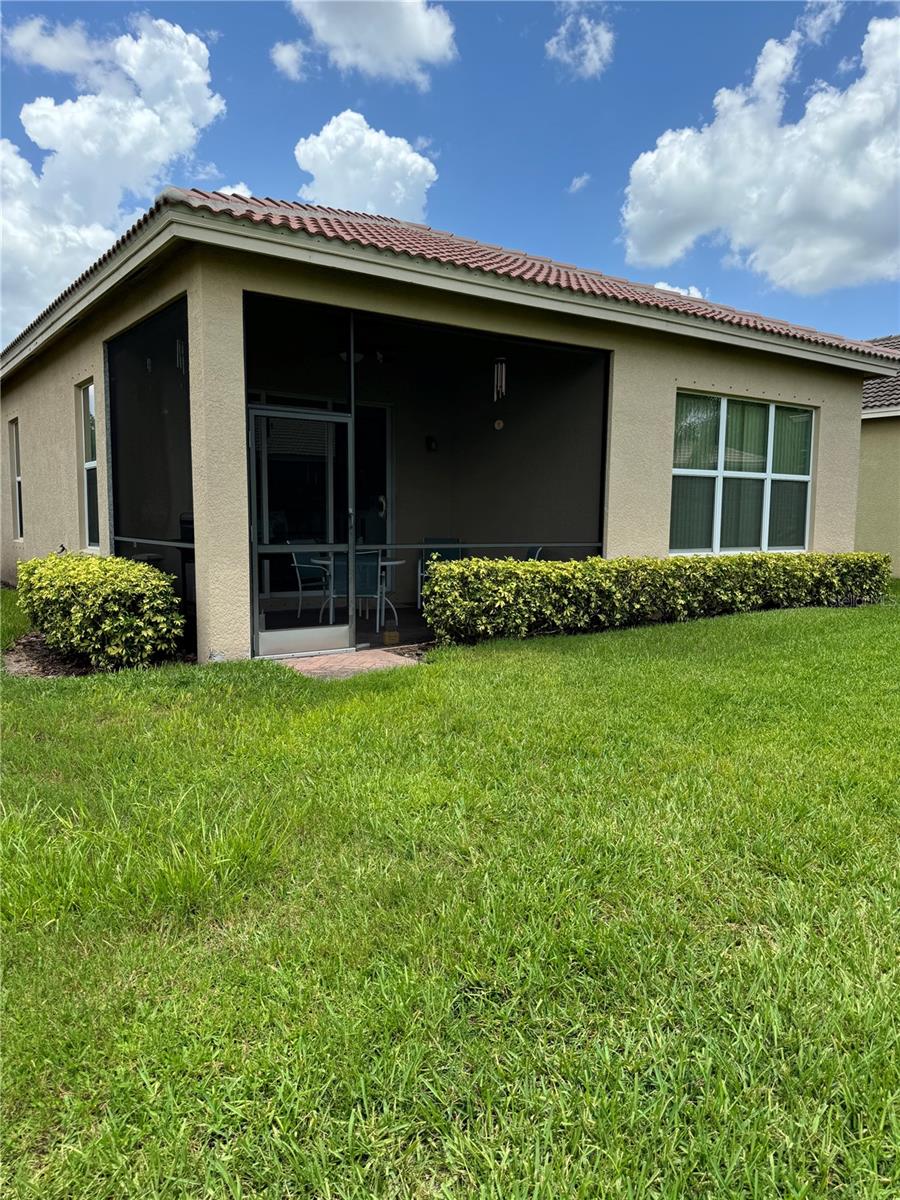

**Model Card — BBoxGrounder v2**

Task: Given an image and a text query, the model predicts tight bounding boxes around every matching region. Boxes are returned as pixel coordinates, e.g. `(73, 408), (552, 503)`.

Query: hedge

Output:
(422, 551), (891, 645)
(17, 553), (185, 670)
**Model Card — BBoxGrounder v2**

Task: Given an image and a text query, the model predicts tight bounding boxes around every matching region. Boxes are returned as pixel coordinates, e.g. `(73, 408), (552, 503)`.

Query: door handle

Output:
(378, 494), (386, 519)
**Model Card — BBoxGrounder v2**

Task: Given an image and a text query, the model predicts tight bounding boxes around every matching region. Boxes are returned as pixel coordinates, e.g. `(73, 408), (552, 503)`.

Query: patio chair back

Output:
(354, 550), (381, 600)
(321, 550), (381, 600)
(292, 551), (327, 582)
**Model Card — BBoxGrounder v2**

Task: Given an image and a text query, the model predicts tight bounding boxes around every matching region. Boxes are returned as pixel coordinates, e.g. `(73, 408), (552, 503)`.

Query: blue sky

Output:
(2, 1), (898, 342)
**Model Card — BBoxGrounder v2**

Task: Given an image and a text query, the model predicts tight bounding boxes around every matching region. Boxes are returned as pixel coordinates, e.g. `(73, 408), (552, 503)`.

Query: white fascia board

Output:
(165, 210), (900, 375)
(1, 214), (180, 379)
(861, 406), (900, 419)
(4, 204), (899, 380)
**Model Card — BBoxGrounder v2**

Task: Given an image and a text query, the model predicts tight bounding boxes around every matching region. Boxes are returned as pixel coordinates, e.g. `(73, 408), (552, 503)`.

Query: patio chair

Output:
(291, 551), (328, 617)
(417, 537), (462, 609)
(318, 550), (397, 633)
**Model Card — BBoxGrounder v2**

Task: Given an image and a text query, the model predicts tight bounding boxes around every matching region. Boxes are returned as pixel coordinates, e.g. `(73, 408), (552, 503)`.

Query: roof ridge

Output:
(163, 192), (900, 339)
(4, 185), (900, 365)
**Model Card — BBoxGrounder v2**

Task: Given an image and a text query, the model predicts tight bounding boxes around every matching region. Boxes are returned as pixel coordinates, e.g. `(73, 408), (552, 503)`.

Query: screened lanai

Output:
(244, 293), (609, 655)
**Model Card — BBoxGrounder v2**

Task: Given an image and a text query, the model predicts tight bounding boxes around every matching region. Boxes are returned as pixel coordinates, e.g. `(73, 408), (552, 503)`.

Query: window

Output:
(80, 382), (99, 548)
(670, 392), (812, 553)
(9, 418), (23, 538)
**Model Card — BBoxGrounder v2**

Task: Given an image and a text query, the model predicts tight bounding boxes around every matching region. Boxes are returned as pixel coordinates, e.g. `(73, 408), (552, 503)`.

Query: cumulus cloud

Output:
(654, 281), (705, 299)
(294, 109), (437, 220)
(220, 182), (252, 197)
(567, 172), (591, 193)
(289, 0), (455, 90)
(1, 15), (224, 339)
(622, 10), (900, 294)
(546, 7), (614, 80)
(271, 39), (307, 82)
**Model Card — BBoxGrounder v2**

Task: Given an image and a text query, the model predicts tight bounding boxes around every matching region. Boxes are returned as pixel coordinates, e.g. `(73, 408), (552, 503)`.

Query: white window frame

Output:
(671, 393), (814, 555)
(80, 381), (100, 549)
(9, 418), (23, 540)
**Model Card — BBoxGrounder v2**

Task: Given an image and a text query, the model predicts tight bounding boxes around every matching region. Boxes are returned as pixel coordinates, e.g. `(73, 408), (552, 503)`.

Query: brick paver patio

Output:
(279, 648), (419, 680)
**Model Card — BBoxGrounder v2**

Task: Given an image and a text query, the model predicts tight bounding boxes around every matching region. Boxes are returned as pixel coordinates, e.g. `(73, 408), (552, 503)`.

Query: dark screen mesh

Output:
(108, 298), (195, 633)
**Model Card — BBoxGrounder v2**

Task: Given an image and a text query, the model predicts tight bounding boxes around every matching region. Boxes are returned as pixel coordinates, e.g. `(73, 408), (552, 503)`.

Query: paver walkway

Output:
(280, 647), (419, 680)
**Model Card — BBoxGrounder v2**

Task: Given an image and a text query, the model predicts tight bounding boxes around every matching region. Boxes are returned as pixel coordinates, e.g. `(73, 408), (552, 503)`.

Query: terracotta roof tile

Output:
(863, 336), (900, 411)
(5, 186), (900, 369)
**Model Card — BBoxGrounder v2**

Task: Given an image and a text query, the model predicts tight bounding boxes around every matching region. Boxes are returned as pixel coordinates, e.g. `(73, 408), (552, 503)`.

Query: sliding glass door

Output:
(250, 407), (354, 655)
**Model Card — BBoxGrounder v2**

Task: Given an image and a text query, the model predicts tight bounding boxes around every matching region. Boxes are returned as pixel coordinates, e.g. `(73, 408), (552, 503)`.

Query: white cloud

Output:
(289, 0), (455, 90)
(567, 172), (591, 193)
(294, 109), (437, 220)
(220, 182), (252, 197)
(5, 17), (98, 78)
(654, 281), (705, 299)
(546, 8), (614, 80)
(621, 13), (900, 294)
(836, 54), (858, 74)
(270, 39), (307, 82)
(798, 1), (844, 45)
(1, 15), (224, 339)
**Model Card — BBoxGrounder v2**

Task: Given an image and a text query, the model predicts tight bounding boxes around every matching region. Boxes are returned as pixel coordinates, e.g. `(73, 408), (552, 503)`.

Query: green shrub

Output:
(422, 552), (891, 644)
(17, 553), (185, 670)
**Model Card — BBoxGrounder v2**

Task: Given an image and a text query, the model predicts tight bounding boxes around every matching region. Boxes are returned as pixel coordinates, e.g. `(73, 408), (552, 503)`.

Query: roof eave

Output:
(1, 208), (180, 380)
(3, 202), (899, 380)
(862, 405), (900, 419)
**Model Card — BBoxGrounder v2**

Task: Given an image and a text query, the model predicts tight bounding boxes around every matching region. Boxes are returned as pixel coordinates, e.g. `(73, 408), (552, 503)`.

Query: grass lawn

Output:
(1, 587), (30, 650)
(3, 588), (899, 1198)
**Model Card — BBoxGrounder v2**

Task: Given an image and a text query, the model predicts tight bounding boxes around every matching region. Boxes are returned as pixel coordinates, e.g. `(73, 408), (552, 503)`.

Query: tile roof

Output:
(863, 336), (900, 412)
(6, 186), (900, 370)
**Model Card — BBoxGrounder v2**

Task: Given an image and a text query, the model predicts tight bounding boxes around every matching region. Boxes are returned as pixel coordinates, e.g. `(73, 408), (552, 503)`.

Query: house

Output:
(856, 335), (900, 576)
(2, 188), (898, 660)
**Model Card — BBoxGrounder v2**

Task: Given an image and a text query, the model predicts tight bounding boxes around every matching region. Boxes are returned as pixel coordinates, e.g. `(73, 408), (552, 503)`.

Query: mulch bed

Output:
(384, 641), (434, 661)
(3, 631), (94, 678)
(2, 631), (426, 678)
(3, 633), (197, 678)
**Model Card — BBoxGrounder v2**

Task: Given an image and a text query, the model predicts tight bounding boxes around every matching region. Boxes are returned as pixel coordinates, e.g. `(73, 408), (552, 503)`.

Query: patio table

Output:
(311, 555), (405, 628)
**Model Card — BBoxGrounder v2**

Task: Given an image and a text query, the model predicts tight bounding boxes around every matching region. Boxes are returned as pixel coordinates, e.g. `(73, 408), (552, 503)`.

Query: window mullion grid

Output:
(712, 396), (727, 554)
(761, 401), (775, 551)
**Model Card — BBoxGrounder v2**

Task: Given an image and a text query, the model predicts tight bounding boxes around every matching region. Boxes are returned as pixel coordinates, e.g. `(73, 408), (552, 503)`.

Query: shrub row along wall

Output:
(422, 552), (891, 645)
(17, 553), (184, 670)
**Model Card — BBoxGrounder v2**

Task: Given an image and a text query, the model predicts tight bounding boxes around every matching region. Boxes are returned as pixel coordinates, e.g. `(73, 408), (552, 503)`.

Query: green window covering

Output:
(769, 480), (808, 547)
(670, 475), (715, 550)
(721, 477), (763, 549)
(724, 399), (768, 472)
(773, 406), (812, 475)
(673, 394), (720, 470)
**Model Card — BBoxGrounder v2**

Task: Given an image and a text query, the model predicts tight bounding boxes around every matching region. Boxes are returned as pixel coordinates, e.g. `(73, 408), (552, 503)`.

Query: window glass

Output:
(721, 477), (764, 549)
(82, 384), (96, 462)
(670, 475), (715, 550)
(769, 480), (808, 547)
(670, 392), (812, 554)
(724, 399), (768, 472)
(10, 419), (23, 537)
(673, 393), (720, 470)
(85, 466), (99, 546)
(773, 406), (812, 475)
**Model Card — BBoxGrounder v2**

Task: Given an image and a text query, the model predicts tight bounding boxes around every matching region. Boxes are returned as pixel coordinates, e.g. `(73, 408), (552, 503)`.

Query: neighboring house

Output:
(2, 188), (898, 660)
(856, 335), (900, 576)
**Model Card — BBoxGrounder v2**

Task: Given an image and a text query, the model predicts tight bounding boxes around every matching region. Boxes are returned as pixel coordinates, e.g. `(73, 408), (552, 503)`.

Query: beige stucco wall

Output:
(856, 415), (900, 575)
(1, 241), (870, 660)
